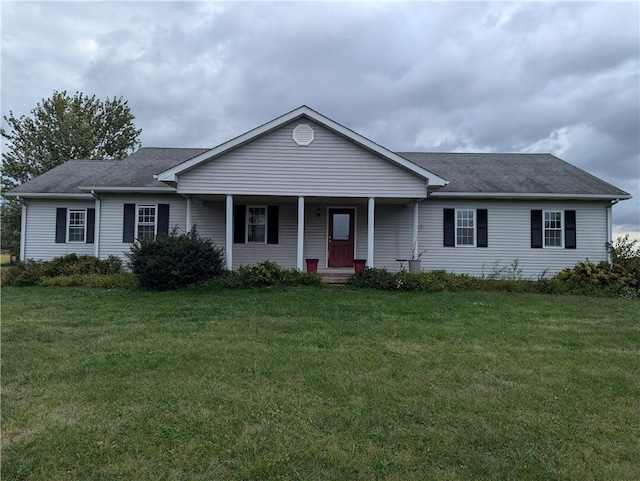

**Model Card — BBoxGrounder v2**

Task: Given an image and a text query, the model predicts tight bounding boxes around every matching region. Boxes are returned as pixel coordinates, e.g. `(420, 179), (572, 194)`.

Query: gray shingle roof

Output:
(7, 160), (119, 194)
(78, 147), (209, 188)
(7, 148), (209, 194)
(7, 147), (630, 198)
(398, 152), (630, 197)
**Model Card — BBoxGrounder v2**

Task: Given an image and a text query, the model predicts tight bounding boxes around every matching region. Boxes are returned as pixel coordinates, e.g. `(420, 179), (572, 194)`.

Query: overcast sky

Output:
(2, 1), (639, 238)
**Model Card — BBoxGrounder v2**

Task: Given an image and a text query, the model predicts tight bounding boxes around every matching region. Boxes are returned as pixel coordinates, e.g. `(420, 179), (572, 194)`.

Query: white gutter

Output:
(429, 192), (632, 201)
(77, 186), (176, 193)
(4, 192), (94, 199)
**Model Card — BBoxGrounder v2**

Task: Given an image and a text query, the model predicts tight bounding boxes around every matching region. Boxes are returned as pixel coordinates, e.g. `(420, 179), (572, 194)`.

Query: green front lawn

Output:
(2, 287), (639, 480)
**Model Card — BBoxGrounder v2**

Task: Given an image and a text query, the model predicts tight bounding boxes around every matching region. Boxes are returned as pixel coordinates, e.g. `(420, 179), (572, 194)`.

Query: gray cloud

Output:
(2, 1), (638, 236)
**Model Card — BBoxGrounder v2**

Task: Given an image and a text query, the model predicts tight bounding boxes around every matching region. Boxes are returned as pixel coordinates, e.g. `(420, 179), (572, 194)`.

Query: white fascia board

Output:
(5, 192), (94, 200)
(430, 192), (633, 201)
(156, 105), (449, 186)
(77, 186), (176, 194)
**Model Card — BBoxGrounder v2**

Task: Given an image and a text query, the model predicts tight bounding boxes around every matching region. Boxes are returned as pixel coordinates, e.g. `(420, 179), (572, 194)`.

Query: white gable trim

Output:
(156, 106), (448, 187)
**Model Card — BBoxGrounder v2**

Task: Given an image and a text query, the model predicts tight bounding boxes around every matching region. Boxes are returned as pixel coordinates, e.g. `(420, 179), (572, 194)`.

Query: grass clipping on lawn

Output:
(2, 287), (639, 480)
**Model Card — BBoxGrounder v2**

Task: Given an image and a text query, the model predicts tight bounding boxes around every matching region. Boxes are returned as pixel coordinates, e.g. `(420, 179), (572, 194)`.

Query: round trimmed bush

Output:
(126, 228), (224, 291)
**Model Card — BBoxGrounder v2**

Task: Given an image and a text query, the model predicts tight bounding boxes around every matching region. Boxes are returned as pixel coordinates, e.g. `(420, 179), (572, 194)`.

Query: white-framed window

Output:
(137, 205), (157, 240)
(544, 211), (563, 247)
(456, 209), (475, 246)
(247, 206), (266, 243)
(67, 209), (86, 243)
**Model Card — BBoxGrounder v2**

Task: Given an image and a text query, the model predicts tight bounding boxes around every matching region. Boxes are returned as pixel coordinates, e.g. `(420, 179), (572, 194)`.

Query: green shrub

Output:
(1, 259), (45, 286)
(607, 235), (640, 285)
(40, 253), (122, 277)
(347, 268), (395, 289)
(39, 272), (139, 289)
(126, 228), (224, 291)
(232, 260), (321, 288)
(1, 254), (123, 287)
(551, 260), (638, 297)
(347, 268), (483, 292)
(200, 261), (322, 289)
(347, 263), (637, 298)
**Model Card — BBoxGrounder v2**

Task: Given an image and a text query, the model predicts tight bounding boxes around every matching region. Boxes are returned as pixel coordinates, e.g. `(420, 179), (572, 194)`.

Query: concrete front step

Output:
(318, 273), (353, 285)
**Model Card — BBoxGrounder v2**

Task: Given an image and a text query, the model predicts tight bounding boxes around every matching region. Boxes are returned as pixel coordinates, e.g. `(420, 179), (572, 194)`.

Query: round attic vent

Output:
(292, 124), (314, 146)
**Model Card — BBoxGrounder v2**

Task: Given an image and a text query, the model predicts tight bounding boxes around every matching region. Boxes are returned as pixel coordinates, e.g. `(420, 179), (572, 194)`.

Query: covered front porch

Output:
(183, 194), (425, 272)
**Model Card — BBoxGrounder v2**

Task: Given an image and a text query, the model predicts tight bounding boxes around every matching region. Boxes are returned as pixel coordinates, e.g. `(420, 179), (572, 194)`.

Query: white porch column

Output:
(412, 201), (419, 258)
(367, 197), (375, 267)
(186, 196), (193, 232)
(225, 195), (233, 270)
(297, 197), (305, 271)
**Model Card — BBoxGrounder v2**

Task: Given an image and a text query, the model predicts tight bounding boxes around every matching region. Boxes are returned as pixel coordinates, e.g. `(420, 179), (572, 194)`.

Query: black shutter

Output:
(157, 204), (170, 236)
(477, 209), (488, 247)
(531, 210), (543, 248)
(443, 208), (455, 247)
(267, 205), (279, 244)
(234, 205), (246, 243)
(123, 204), (136, 243)
(565, 210), (576, 249)
(86, 208), (95, 244)
(55, 208), (67, 243)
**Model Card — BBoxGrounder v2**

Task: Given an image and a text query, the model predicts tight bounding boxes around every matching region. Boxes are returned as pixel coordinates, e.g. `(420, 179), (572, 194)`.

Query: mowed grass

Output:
(1, 287), (639, 481)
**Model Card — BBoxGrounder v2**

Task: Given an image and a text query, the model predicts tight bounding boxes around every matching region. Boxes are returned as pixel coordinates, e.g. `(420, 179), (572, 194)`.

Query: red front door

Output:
(328, 208), (354, 267)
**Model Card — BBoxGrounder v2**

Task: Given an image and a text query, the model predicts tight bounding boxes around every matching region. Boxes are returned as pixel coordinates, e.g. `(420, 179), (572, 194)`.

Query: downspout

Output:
(412, 202), (419, 258)
(185, 196), (193, 232)
(90, 190), (101, 258)
(607, 199), (619, 264)
(18, 196), (27, 262)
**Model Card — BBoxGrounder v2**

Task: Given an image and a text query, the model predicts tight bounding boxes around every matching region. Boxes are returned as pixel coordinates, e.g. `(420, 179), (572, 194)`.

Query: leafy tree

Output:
(1, 90), (142, 258)
(0, 201), (21, 261)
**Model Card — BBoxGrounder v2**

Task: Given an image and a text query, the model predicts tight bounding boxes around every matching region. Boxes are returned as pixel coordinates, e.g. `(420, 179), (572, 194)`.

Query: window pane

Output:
(138, 206), (156, 224)
(138, 224), (156, 240)
(457, 228), (474, 246)
(545, 229), (562, 247)
(456, 210), (475, 245)
(248, 224), (266, 243)
(544, 211), (561, 229)
(137, 206), (156, 240)
(247, 207), (266, 243)
(333, 214), (350, 240)
(544, 211), (562, 247)
(68, 210), (85, 242)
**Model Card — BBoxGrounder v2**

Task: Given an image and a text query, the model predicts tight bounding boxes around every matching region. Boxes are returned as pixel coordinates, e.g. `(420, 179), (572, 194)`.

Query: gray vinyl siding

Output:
(191, 201), (225, 247)
(97, 194), (187, 260)
(21, 195), (610, 277)
(372, 204), (414, 268)
(419, 199), (610, 278)
(22, 199), (96, 260)
(178, 120), (427, 198)
(232, 203), (298, 269)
